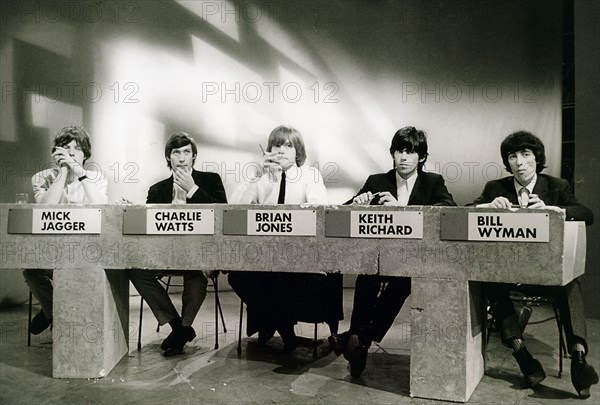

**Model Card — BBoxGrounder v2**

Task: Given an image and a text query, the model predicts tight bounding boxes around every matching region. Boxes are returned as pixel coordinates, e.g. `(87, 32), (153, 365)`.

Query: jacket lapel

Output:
(532, 175), (550, 202)
(407, 173), (423, 205)
(385, 170), (398, 199)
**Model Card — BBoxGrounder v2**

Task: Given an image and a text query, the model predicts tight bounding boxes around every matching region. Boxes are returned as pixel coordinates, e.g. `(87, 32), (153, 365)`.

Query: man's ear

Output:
(419, 157), (426, 163)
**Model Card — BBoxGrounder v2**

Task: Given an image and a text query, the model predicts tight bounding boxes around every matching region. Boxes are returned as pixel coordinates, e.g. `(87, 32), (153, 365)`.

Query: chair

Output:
(137, 272), (227, 351)
(486, 294), (568, 377)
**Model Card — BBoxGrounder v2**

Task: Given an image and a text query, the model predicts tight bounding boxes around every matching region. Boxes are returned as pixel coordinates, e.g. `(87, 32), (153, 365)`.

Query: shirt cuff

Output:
(186, 185), (199, 198)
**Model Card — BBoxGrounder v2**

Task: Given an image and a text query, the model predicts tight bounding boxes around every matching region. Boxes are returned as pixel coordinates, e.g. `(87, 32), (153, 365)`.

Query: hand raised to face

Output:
(173, 167), (195, 193)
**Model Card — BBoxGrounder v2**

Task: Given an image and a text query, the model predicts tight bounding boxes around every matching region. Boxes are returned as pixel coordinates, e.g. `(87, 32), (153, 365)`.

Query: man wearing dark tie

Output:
(331, 126), (456, 378)
(128, 132), (227, 356)
(471, 130), (597, 398)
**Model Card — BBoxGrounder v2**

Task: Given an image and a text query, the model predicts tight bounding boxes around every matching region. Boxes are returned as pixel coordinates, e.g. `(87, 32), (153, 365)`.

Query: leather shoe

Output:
(513, 347), (546, 387)
(258, 327), (276, 346)
(162, 326), (196, 357)
(571, 350), (599, 399)
(277, 323), (298, 353)
(30, 310), (52, 335)
(328, 331), (349, 357)
(345, 334), (369, 378)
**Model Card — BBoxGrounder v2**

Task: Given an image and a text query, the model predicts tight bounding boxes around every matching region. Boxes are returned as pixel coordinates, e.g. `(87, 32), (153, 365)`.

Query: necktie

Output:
(277, 171), (286, 204)
(397, 179), (409, 206)
(519, 187), (530, 208)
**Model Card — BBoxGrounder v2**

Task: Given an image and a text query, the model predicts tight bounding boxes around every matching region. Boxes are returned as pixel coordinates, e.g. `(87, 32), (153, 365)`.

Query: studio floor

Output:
(1, 288), (598, 404)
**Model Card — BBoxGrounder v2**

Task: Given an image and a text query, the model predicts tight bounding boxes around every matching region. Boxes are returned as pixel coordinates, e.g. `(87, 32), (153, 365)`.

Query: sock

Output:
(511, 338), (526, 352)
(572, 343), (585, 355)
(168, 316), (182, 331)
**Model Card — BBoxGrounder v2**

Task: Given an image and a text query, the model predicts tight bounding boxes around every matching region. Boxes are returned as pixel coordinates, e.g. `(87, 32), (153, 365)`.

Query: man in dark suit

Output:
(128, 132), (227, 356)
(472, 131), (597, 398)
(331, 126), (456, 378)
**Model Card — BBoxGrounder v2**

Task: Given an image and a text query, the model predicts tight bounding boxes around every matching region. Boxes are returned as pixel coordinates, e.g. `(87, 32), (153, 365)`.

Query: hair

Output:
(164, 131), (198, 169)
(266, 125), (306, 166)
(389, 126), (428, 171)
(500, 131), (546, 173)
(53, 126), (92, 163)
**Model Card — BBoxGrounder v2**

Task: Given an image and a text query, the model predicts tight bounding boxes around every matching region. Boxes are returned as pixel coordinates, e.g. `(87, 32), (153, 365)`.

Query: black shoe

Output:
(513, 348), (546, 387)
(277, 324), (298, 353)
(345, 334), (369, 378)
(328, 331), (349, 357)
(571, 350), (599, 399)
(160, 330), (177, 351)
(30, 310), (52, 335)
(258, 328), (276, 346)
(163, 326), (196, 357)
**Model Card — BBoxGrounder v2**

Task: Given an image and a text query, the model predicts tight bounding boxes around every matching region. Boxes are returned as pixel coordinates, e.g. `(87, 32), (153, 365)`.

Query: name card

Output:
(467, 213), (549, 242)
(222, 209), (316, 236)
(123, 208), (214, 235)
(325, 210), (423, 239)
(351, 211), (422, 238)
(248, 210), (316, 236)
(15, 208), (102, 234)
(440, 211), (549, 243)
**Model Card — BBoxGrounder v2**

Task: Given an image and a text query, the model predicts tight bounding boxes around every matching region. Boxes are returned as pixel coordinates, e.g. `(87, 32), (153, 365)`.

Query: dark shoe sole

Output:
(526, 372), (546, 388)
(163, 347), (184, 357)
(30, 311), (52, 335)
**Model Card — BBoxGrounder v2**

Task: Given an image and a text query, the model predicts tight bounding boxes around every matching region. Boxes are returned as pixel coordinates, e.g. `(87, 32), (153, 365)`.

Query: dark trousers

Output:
(350, 275), (411, 343)
(485, 277), (588, 354)
(228, 271), (343, 336)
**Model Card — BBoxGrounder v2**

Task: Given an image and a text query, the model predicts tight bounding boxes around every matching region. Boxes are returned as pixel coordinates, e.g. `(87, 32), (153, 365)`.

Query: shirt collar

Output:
(396, 170), (418, 188)
(513, 173), (537, 194)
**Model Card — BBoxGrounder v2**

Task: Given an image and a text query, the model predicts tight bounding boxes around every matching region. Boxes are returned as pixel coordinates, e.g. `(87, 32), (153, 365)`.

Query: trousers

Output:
(486, 277), (588, 354)
(350, 274), (411, 343)
(128, 270), (208, 327)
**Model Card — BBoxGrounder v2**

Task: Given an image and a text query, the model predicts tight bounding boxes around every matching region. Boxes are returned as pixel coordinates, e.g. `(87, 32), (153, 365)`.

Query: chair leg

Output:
(237, 301), (244, 356)
(552, 302), (567, 377)
(27, 291), (32, 347)
(313, 323), (318, 359)
(214, 279), (219, 350)
(138, 296), (144, 351)
(213, 276), (227, 333)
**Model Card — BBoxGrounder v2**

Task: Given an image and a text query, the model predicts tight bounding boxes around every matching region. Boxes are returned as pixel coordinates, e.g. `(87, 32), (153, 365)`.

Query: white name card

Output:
(32, 208), (101, 234)
(468, 213), (549, 242)
(146, 209), (214, 234)
(350, 211), (423, 239)
(247, 210), (316, 236)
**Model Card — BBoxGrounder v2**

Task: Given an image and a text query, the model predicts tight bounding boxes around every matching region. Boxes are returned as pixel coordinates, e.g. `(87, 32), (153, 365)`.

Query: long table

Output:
(0, 204), (586, 402)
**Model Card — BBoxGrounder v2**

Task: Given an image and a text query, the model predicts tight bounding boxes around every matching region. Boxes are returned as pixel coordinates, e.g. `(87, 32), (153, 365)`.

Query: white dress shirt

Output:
(513, 174), (537, 207)
(231, 164), (327, 204)
(395, 171), (418, 207)
(32, 168), (108, 204)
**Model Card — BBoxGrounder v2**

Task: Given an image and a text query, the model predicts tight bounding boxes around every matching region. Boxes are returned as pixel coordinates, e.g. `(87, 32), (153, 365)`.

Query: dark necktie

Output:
(278, 171), (286, 204)
(519, 187), (530, 208)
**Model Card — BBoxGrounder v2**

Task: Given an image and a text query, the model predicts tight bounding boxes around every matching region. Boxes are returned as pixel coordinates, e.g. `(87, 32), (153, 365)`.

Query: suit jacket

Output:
(345, 169), (456, 206)
(146, 169), (227, 204)
(470, 174), (593, 225)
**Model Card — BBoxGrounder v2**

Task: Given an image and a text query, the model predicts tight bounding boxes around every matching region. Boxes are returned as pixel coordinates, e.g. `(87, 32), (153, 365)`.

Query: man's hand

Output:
(352, 192), (376, 205)
(478, 196), (512, 209)
(52, 147), (85, 177)
(173, 168), (195, 193)
(377, 191), (400, 206)
(527, 194), (546, 209)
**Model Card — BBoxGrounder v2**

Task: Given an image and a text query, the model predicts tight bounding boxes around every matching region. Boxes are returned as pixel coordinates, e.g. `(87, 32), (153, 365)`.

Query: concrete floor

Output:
(1, 288), (598, 404)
